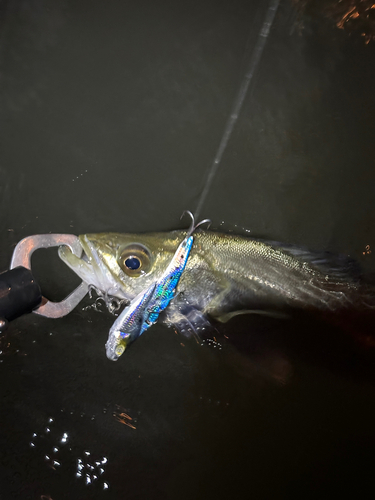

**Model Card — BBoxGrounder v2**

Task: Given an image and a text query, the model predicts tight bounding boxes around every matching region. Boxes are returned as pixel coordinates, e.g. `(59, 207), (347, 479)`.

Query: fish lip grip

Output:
(10, 234), (88, 318)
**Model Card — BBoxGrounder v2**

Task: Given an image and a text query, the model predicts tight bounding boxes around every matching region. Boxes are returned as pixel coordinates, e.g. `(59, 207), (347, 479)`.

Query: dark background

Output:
(1, 0), (375, 498)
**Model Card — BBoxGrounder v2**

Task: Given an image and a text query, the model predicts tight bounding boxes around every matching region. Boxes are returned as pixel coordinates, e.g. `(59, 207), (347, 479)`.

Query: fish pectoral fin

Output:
(164, 304), (211, 337)
(215, 309), (289, 323)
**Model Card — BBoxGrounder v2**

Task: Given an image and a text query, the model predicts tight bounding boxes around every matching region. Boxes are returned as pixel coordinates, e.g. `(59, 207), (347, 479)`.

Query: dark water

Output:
(1, 0), (375, 498)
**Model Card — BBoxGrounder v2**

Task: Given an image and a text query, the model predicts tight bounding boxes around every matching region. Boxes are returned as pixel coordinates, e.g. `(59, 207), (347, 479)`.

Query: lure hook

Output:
(180, 210), (211, 237)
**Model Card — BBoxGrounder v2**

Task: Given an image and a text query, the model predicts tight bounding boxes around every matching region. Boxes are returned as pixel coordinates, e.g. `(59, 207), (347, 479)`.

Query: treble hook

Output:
(180, 210), (211, 237)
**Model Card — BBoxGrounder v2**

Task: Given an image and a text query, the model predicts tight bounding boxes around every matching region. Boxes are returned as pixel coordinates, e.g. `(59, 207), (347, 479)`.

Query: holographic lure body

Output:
(143, 234), (194, 325)
(105, 282), (157, 361)
(105, 212), (209, 361)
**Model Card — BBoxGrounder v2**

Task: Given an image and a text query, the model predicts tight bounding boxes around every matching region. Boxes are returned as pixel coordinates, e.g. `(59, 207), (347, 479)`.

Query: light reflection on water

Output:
(25, 402), (143, 496)
(293, 0), (375, 44)
(76, 454), (109, 490)
(28, 413), (111, 492)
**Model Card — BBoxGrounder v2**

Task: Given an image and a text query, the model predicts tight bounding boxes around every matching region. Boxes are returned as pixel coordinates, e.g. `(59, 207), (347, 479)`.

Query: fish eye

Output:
(118, 244), (151, 277)
(124, 256), (140, 270)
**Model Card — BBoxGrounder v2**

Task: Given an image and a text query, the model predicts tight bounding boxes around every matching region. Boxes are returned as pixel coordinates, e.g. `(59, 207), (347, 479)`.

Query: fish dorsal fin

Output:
(259, 239), (362, 282)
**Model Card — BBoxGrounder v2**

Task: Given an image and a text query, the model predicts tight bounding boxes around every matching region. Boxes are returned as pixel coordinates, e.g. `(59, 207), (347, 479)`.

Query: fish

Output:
(105, 212), (206, 360)
(58, 228), (372, 335)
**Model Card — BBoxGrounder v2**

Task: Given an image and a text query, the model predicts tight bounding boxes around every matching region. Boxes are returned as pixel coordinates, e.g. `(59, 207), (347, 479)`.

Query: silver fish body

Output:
(59, 230), (367, 332)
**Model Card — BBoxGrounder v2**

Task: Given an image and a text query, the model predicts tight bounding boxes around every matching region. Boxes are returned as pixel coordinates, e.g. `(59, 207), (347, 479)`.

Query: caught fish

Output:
(59, 223), (373, 335)
(105, 212), (210, 360)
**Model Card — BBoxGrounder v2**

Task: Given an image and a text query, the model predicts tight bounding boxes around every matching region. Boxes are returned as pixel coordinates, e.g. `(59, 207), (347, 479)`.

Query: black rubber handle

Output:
(0, 266), (42, 322)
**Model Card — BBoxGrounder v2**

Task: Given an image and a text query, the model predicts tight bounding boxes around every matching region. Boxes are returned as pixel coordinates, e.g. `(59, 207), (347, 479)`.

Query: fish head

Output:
(58, 231), (186, 302)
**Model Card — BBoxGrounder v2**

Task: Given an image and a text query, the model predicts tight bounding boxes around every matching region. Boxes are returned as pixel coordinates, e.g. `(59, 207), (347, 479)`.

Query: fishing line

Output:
(195, 0), (280, 218)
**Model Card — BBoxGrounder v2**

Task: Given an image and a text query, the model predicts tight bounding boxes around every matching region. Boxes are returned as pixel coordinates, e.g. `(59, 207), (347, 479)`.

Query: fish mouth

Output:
(59, 235), (131, 302)
(79, 235), (132, 301)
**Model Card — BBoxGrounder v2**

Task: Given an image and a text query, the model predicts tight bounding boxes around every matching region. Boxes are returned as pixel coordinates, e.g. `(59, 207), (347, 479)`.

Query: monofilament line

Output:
(195, 0), (280, 219)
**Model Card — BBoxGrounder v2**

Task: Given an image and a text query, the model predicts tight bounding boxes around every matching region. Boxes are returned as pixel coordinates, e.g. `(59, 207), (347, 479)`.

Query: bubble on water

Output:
(103, 482), (109, 490)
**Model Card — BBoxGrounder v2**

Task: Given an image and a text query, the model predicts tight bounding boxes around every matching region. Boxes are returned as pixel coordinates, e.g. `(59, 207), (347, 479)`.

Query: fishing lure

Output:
(105, 211), (210, 361)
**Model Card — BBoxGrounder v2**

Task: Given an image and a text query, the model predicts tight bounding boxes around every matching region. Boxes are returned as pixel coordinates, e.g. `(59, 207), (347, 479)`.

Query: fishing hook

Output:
(180, 210), (211, 237)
